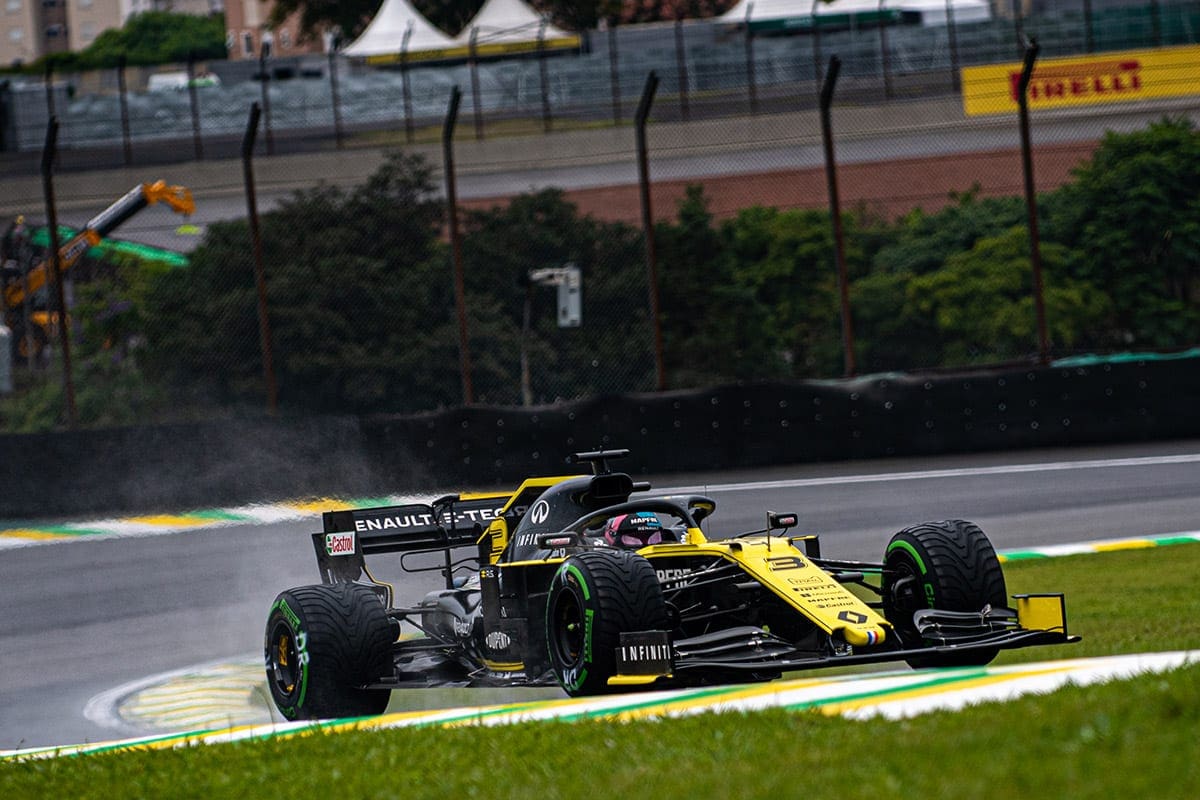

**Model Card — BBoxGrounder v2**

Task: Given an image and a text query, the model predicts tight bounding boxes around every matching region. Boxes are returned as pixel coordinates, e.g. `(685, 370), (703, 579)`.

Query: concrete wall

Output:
(1, 353), (1195, 519)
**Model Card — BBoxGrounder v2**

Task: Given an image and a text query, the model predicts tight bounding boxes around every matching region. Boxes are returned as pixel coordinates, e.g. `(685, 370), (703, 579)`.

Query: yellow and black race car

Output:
(264, 449), (1078, 720)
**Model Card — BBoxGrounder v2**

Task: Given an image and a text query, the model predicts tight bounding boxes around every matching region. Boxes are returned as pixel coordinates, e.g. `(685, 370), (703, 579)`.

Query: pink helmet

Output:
(602, 512), (665, 548)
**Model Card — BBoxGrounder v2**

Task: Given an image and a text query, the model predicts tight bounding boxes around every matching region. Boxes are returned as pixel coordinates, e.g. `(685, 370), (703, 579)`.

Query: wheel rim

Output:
(267, 620), (301, 702)
(550, 587), (585, 668)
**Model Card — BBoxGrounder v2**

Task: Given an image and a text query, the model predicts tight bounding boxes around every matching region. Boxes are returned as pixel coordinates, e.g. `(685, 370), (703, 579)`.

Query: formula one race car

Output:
(265, 450), (1078, 720)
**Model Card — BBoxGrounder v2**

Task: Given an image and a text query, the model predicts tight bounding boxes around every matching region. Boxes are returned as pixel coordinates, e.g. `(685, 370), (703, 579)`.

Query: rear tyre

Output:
(881, 519), (1007, 668)
(546, 549), (669, 697)
(265, 583), (394, 720)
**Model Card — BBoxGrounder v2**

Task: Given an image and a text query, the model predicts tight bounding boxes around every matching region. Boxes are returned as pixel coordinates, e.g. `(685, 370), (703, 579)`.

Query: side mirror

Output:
(768, 512), (798, 530)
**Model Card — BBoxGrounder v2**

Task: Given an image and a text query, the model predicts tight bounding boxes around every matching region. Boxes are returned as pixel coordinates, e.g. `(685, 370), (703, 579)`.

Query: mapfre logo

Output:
(324, 532), (356, 556)
(529, 500), (551, 525)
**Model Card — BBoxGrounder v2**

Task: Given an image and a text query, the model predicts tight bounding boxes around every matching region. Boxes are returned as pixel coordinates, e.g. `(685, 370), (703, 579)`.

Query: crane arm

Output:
(3, 181), (194, 310)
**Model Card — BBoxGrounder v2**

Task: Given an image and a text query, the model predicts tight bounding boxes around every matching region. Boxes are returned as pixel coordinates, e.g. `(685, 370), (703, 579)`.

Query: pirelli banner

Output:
(961, 45), (1200, 116)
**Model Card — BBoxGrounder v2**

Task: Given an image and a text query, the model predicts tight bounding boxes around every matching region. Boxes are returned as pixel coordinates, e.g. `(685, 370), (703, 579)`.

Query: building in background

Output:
(0, 0), (221, 67)
(223, 0), (324, 61)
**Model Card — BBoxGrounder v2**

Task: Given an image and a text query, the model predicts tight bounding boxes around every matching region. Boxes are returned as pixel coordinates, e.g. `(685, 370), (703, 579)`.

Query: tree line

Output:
(2, 118), (1198, 431)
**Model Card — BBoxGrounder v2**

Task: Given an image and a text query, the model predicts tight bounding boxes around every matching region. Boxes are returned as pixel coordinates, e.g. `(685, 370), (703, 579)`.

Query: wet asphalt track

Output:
(2, 439), (1199, 749)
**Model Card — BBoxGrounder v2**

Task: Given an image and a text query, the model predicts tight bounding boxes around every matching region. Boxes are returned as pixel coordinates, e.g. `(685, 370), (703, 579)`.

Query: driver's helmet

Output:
(602, 512), (665, 548)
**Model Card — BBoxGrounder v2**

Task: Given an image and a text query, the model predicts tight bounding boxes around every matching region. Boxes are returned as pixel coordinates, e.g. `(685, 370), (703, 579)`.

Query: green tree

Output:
(904, 227), (1111, 364)
(721, 205), (871, 378)
(140, 152), (456, 415)
(461, 189), (653, 404)
(33, 12), (227, 71)
(1045, 117), (1200, 349)
(655, 186), (782, 387)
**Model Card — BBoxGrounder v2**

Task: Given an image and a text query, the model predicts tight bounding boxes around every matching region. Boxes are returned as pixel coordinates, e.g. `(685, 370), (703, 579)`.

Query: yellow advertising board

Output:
(961, 45), (1200, 116)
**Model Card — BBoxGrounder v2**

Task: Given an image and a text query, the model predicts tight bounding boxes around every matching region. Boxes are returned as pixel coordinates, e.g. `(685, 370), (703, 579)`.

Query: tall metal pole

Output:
(538, 21), (552, 133)
(468, 29), (484, 141)
(116, 55), (132, 165)
(1083, 0), (1095, 53)
(674, 18), (691, 121)
(811, 0), (824, 85)
(1017, 39), (1050, 365)
(820, 56), (856, 378)
(745, 3), (759, 113)
(635, 72), (666, 391)
(608, 21), (621, 125)
(401, 22), (415, 143)
(259, 35), (275, 155)
(186, 50), (204, 160)
(443, 87), (474, 405)
(946, 0), (961, 92)
(879, 0), (893, 99)
(242, 103), (279, 414)
(40, 118), (76, 426)
(327, 34), (344, 149)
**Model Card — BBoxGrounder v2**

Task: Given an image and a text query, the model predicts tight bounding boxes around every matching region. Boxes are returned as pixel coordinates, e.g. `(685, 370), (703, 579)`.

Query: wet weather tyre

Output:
(546, 550), (669, 697)
(265, 583), (394, 720)
(881, 519), (1008, 668)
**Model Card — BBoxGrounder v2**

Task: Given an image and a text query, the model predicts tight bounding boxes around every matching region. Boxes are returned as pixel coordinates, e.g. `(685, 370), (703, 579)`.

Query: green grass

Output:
(4, 545), (1200, 799)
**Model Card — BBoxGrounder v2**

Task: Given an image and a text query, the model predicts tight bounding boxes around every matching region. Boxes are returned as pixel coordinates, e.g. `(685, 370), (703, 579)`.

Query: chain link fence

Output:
(3, 8), (1200, 430)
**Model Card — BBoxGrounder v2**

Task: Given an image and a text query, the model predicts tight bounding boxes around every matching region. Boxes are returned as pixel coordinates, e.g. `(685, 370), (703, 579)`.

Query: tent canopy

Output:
(452, 0), (574, 45)
(719, 0), (992, 28)
(343, 0), (454, 57)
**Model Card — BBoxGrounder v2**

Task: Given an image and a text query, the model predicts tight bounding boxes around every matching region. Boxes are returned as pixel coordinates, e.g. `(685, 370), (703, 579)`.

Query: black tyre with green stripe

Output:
(545, 549), (669, 697)
(881, 519), (1008, 668)
(265, 583), (394, 720)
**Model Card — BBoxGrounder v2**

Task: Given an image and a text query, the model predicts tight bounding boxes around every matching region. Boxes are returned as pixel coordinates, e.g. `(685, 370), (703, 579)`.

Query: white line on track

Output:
(660, 453), (1200, 494)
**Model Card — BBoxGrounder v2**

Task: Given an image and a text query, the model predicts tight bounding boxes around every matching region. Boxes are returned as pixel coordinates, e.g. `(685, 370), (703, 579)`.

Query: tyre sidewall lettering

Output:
(269, 595), (311, 716)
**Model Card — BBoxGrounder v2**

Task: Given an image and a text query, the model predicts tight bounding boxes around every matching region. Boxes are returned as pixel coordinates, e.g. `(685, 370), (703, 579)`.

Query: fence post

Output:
(1017, 38), (1050, 365)
(1083, 0), (1095, 53)
(43, 61), (55, 120)
(608, 20), (621, 125)
(241, 103), (279, 414)
(878, 0), (893, 99)
(259, 36), (276, 155)
(327, 32), (344, 148)
(745, 3), (759, 113)
(674, 18), (690, 121)
(538, 21), (552, 133)
(819, 56), (856, 378)
(946, 0), (961, 92)
(116, 55), (132, 165)
(401, 22), (415, 143)
(40, 118), (77, 427)
(186, 50), (204, 160)
(635, 71), (666, 392)
(469, 30), (485, 141)
(443, 87), (474, 405)
(811, 0), (824, 85)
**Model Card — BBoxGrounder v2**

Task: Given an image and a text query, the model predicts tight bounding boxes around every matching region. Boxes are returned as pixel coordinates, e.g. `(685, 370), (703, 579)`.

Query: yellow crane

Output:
(3, 181), (194, 362)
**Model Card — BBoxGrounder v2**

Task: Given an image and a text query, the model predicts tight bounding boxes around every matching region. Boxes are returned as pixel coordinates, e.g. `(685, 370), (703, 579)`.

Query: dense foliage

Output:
(3, 119), (1199, 430)
(28, 12), (226, 72)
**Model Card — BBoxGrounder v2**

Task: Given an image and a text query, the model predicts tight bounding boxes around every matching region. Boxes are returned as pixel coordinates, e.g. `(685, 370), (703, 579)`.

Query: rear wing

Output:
(312, 493), (511, 585)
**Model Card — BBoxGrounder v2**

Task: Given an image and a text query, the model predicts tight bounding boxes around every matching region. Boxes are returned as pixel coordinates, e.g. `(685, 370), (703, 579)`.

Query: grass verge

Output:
(3, 545), (1199, 799)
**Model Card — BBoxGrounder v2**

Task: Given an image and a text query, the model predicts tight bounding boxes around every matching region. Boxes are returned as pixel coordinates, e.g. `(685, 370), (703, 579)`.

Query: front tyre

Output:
(546, 550), (669, 697)
(265, 583), (394, 720)
(882, 519), (1007, 668)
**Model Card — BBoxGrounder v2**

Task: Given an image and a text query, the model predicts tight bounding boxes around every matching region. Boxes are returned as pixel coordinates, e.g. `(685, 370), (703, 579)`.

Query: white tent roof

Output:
(343, 0), (455, 57)
(719, 0), (991, 25)
(451, 0), (572, 46)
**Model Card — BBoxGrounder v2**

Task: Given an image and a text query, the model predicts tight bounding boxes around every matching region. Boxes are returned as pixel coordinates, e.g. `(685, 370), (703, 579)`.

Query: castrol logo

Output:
(325, 532), (356, 556)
